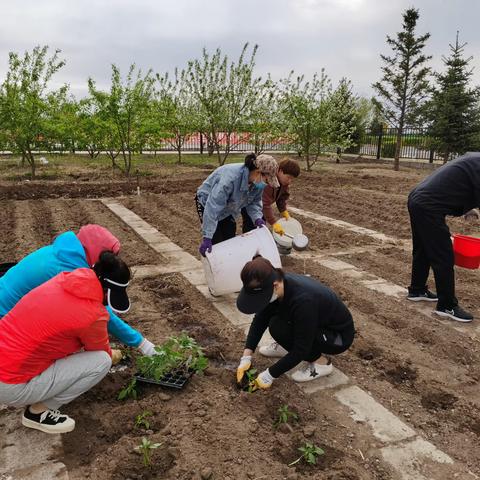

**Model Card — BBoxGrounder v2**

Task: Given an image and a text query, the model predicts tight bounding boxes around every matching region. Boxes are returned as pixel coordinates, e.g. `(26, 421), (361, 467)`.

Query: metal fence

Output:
(347, 127), (443, 161)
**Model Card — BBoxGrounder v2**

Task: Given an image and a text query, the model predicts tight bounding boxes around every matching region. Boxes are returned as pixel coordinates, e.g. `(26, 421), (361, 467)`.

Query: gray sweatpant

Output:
(0, 351), (111, 410)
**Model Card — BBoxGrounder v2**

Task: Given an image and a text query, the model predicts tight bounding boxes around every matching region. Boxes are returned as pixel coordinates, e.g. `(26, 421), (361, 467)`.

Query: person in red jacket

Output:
(242, 158), (301, 236)
(0, 251), (131, 434)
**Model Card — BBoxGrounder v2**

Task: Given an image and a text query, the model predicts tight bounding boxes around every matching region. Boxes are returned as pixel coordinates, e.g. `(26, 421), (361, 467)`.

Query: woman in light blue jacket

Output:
(0, 224), (156, 356)
(196, 154), (279, 256)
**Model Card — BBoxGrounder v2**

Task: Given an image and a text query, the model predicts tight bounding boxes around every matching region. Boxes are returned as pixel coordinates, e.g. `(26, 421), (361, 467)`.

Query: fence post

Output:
(429, 147), (434, 163)
(200, 133), (204, 155)
(376, 126), (383, 159)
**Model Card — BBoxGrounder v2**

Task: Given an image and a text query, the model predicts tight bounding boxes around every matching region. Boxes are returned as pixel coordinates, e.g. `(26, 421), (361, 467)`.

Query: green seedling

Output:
(134, 437), (162, 467)
(288, 442), (325, 467)
(245, 368), (258, 393)
(136, 332), (208, 381)
(274, 404), (299, 428)
(118, 378), (138, 401)
(135, 410), (153, 429)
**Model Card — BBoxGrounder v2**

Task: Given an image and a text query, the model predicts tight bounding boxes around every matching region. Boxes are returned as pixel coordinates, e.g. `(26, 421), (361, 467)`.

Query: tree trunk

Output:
(443, 149), (449, 164)
(26, 147), (35, 178)
(394, 128), (402, 171)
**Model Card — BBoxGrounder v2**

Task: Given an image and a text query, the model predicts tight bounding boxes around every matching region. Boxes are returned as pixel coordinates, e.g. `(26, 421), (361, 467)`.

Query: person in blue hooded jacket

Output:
(0, 224), (156, 356)
(195, 153), (280, 257)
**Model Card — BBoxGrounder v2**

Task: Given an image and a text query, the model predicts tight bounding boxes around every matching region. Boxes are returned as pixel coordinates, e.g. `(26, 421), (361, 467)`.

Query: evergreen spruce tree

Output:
(429, 32), (480, 163)
(372, 8), (431, 170)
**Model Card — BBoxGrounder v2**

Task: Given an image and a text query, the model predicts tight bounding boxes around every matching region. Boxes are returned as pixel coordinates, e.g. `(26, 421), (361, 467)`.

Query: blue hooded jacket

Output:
(0, 231), (142, 347)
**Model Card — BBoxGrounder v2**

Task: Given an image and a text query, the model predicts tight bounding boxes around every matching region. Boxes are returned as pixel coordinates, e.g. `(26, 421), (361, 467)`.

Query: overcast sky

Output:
(0, 0), (479, 99)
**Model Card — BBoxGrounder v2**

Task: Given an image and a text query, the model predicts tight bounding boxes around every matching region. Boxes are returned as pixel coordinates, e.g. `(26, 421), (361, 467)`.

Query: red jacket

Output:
(0, 268), (111, 384)
(262, 183), (290, 225)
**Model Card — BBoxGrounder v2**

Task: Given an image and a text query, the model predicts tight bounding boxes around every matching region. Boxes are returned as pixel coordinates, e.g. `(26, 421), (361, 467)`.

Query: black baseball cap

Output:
(236, 256), (277, 314)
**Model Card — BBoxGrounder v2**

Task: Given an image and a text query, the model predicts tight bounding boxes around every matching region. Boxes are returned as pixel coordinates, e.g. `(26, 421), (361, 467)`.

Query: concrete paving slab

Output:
(289, 206), (398, 243)
(214, 301), (253, 327)
(299, 367), (350, 393)
(381, 438), (453, 480)
(317, 258), (356, 271)
(335, 386), (416, 443)
(150, 241), (183, 253)
(3, 462), (68, 480)
(362, 282), (407, 297)
(1, 412), (65, 474)
(181, 268), (207, 286)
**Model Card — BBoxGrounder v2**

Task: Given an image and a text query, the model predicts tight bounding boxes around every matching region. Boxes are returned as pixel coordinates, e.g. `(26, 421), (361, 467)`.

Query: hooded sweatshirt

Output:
(77, 224), (121, 266)
(0, 268), (111, 384)
(0, 229), (142, 347)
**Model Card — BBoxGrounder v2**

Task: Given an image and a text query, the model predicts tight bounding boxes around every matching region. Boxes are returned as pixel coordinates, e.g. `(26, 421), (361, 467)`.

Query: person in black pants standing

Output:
(235, 256), (355, 389)
(407, 152), (480, 322)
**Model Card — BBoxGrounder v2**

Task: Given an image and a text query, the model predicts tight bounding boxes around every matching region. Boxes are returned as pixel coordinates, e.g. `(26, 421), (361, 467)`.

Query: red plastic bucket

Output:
(453, 234), (480, 269)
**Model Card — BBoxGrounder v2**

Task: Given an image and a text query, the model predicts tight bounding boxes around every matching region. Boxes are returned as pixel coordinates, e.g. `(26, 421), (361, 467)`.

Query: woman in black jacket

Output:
(236, 256), (355, 389)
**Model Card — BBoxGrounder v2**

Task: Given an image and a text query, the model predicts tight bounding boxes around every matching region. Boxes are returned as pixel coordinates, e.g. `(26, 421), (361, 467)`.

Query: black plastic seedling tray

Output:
(135, 369), (194, 390)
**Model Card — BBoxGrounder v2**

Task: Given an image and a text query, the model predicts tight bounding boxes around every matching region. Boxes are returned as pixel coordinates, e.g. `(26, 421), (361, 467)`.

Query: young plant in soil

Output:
(245, 368), (258, 393)
(136, 332), (208, 381)
(288, 442), (325, 467)
(118, 378), (138, 401)
(274, 404), (299, 429)
(135, 410), (153, 430)
(134, 437), (162, 467)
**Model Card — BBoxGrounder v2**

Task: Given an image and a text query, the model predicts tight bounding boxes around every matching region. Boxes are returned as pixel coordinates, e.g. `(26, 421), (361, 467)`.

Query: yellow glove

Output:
(273, 222), (285, 236)
(281, 210), (290, 220)
(253, 369), (274, 390)
(111, 349), (123, 365)
(236, 355), (252, 384)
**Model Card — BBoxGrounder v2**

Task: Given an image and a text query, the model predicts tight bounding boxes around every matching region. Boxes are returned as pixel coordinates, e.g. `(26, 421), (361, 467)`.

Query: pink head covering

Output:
(76, 224), (121, 267)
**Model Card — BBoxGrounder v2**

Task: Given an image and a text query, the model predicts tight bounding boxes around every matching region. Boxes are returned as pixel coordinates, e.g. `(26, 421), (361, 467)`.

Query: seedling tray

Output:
(135, 369), (194, 390)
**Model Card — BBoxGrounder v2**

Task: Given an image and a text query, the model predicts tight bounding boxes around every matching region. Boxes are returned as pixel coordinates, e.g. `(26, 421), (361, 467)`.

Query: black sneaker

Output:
(407, 290), (438, 302)
(22, 407), (75, 434)
(434, 305), (474, 323)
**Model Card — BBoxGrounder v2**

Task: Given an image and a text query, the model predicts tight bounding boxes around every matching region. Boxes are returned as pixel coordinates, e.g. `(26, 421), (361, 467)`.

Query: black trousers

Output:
(195, 195), (236, 245)
(240, 208), (256, 234)
(269, 312), (355, 362)
(408, 198), (456, 308)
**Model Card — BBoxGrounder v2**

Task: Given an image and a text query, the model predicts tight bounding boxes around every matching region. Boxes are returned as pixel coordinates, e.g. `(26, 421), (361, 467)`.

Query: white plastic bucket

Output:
(202, 226), (282, 296)
(272, 217), (303, 248)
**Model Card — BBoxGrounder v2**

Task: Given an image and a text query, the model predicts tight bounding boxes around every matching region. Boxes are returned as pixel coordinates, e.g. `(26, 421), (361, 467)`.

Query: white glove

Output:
(255, 368), (274, 389)
(138, 338), (156, 356)
(236, 355), (252, 383)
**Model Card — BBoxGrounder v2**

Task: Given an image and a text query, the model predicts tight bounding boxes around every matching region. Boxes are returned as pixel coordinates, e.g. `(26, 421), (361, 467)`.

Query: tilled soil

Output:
(2, 160), (480, 479)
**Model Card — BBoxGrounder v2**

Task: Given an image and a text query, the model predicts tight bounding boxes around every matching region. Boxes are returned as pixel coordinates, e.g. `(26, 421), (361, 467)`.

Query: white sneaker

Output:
(259, 341), (288, 358)
(291, 361), (333, 383)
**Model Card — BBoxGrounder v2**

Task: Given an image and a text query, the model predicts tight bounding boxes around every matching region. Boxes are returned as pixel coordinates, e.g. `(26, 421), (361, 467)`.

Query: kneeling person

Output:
(0, 251), (131, 434)
(236, 256), (355, 389)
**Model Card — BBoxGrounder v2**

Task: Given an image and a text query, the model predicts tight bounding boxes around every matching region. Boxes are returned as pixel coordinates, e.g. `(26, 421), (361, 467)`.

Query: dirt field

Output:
(1, 158), (479, 479)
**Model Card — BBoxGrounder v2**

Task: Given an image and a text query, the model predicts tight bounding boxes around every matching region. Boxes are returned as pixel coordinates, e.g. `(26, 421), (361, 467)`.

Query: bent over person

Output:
(242, 158), (301, 236)
(407, 152), (480, 322)
(236, 256), (355, 390)
(196, 153), (279, 256)
(0, 224), (155, 355)
(0, 252), (131, 434)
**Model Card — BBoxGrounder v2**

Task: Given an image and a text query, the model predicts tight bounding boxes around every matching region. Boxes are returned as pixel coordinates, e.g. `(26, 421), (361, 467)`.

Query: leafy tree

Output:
(45, 89), (80, 154)
(279, 70), (331, 171)
(245, 78), (286, 154)
(0, 46), (65, 177)
(428, 32), (480, 163)
(186, 43), (263, 165)
(327, 78), (358, 159)
(156, 68), (196, 163)
(372, 8), (431, 170)
(88, 64), (155, 175)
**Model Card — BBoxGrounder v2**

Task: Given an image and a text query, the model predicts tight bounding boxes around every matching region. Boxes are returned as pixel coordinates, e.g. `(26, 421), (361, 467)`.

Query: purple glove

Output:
(199, 238), (213, 257)
(255, 218), (266, 228)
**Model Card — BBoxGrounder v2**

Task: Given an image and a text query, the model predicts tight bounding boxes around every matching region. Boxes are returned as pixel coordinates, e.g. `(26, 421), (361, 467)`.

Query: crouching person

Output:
(236, 256), (355, 390)
(0, 251), (131, 434)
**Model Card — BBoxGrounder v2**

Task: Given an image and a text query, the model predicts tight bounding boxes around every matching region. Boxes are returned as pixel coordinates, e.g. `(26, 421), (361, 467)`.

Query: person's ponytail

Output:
(244, 153), (257, 171)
